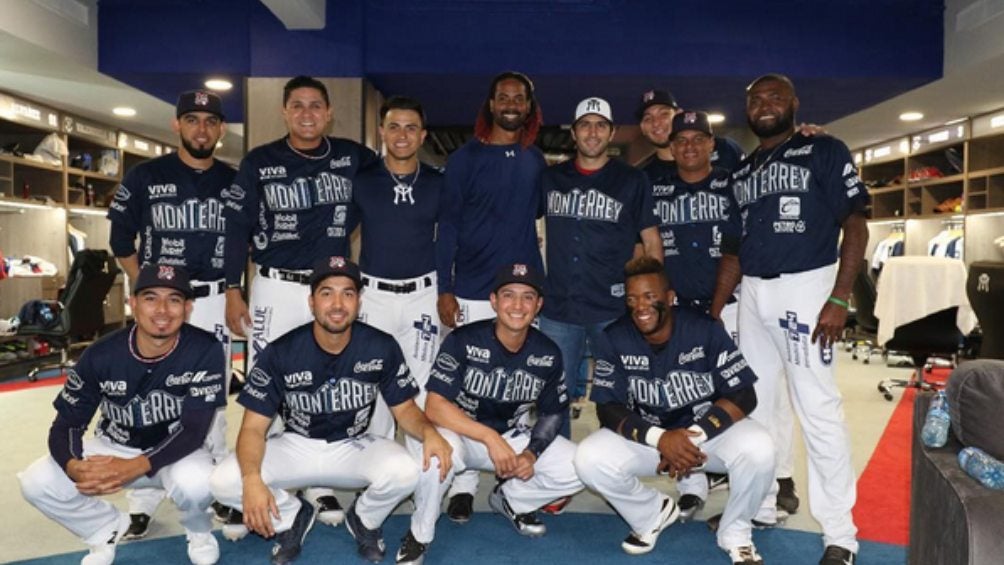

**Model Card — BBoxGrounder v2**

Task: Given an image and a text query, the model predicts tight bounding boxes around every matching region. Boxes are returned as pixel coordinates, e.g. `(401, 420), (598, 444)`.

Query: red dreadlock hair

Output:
(474, 71), (543, 148)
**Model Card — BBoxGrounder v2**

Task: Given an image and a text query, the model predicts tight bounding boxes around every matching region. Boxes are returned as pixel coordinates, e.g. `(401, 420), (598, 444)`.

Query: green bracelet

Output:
(827, 296), (849, 309)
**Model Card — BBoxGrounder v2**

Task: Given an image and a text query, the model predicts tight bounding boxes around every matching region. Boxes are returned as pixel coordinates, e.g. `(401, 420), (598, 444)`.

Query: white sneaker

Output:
(620, 495), (680, 555)
(727, 543), (764, 565)
(187, 531), (220, 565)
(81, 512), (130, 565)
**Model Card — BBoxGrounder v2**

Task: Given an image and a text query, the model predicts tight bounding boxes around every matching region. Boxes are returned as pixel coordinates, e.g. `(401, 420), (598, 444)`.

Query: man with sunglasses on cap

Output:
(210, 256), (451, 565)
(107, 89), (238, 539)
(20, 264), (226, 565)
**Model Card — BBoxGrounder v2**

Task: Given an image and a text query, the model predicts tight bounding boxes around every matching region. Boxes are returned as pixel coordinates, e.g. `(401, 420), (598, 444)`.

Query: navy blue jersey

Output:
(53, 324), (226, 450)
(731, 134), (869, 277)
(641, 136), (747, 183)
(654, 167), (741, 302)
(436, 140), (546, 300)
(427, 320), (568, 433)
(541, 159), (660, 324)
(238, 322), (418, 442)
(590, 307), (756, 429)
(353, 160), (443, 279)
(107, 153), (235, 281)
(223, 136), (378, 285)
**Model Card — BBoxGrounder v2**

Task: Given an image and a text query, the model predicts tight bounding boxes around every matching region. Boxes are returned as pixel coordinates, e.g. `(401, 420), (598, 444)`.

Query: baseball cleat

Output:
(122, 513), (151, 541)
(270, 495), (316, 565)
(395, 530), (428, 565)
(620, 495), (679, 555)
(446, 493), (474, 524)
(727, 543), (764, 565)
(707, 472), (730, 492)
(345, 500), (386, 563)
(82, 512), (130, 565)
(488, 484), (546, 537)
(313, 494), (345, 526)
(186, 531), (220, 565)
(819, 545), (856, 565)
(221, 508), (249, 542)
(676, 494), (705, 522)
(776, 477), (800, 514)
(210, 501), (232, 523)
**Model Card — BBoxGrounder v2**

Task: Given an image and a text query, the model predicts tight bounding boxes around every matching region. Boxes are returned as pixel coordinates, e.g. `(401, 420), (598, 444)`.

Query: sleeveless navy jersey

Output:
(426, 319), (568, 433)
(353, 160), (443, 279)
(436, 140), (546, 300)
(590, 307), (756, 430)
(654, 167), (741, 302)
(107, 153), (235, 281)
(640, 136), (747, 183)
(53, 324), (227, 450)
(223, 136), (378, 285)
(238, 321), (418, 442)
(541, 159), (659, 324)
(731, 133), (869, 277)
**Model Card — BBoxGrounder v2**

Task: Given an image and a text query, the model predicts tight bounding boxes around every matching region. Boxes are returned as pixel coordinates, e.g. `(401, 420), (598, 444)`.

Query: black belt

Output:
(362, 276), (433, 295)
(191, 279), (226, 298)
(260, 267), (311, 285)
(685, 296), (737, 311)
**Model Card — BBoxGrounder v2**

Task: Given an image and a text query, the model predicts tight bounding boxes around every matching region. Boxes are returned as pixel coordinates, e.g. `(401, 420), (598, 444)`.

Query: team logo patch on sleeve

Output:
(248, 367), (271, 388)
(594, 360), (615, 378)
(65, 369), (84, 391)
(436, 352), (459, 372)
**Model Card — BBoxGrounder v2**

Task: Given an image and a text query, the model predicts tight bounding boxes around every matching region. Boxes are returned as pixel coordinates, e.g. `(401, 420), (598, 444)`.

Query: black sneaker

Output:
(314, 494), (345, 526)
(211, 501), (232, 522)
(122, 513), (151, 541)
(707, 472), (730, 491)
(487, 483), (546, 537)
(270, 496), (316, 565)
(345, 501), (386, 563)
(819, 545), (856, 565)
(776, 477), (800, 514)
(395, 530), (428, 565)
(677, 494), (705, 522)
(620, 495), (679, 555)
(446, 493), (474, 524)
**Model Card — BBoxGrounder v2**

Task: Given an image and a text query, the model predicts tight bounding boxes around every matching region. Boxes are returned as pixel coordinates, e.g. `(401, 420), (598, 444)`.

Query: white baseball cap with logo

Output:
(574, 97), (613, 124)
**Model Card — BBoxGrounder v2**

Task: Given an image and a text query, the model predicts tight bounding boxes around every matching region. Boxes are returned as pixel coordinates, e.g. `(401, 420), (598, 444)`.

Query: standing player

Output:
(223, 76), (378, 528)
(19, 264), (225, 565)
(397, 263), (582, 565)
(210, 256), (451, 565)
(353, 96), (443, 438)
(539, 96), (661, 435)
(107, 89), (237, 539)
(713, 73), (868, 565)
(435, 70), (546, 520)
(575, 257), (775, 564)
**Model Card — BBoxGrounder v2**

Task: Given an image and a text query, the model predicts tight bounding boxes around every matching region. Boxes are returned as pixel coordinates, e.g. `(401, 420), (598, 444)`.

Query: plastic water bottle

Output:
(921, 391), (950, 448)
(958, 447), (1004, 490)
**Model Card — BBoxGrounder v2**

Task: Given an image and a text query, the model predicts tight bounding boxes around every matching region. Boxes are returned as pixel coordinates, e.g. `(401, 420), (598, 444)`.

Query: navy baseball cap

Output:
(176, 90), (225, 120)
(492, 263), (545, 296)
(635, 89), (680, 121)
(133, 264), (193, 298)
(309, 256), (362, 292)
(670, 110), (714, 140)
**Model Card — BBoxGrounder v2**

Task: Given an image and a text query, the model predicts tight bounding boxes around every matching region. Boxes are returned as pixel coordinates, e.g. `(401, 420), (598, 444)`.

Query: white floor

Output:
(0, 348), (911, 562)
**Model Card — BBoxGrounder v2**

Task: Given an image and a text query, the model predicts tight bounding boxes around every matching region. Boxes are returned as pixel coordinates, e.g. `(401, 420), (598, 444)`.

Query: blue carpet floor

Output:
(11, 513), (905, 564)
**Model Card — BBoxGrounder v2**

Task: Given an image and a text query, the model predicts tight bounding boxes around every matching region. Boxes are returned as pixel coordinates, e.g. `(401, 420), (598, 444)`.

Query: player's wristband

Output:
(686, 425), (708, 447)
(827, 295), (849, 309)
(694, 405), (734, 441)
(226, 283), (242, 290)
(645, 426), (666, 448)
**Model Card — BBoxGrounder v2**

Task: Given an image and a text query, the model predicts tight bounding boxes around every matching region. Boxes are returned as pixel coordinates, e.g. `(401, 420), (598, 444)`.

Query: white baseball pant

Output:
(248, 266), (313, 369)
(408, 427), (582, 544)
(211, 432), (418, 533)
(19, 435), (214, 545)
(575, 420), (774, 551)
(739, 263), (858, 552)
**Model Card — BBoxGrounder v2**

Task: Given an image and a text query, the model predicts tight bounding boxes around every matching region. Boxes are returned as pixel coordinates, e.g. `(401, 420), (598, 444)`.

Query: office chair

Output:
(966, 261), (1004, 360)
(847, 261), (882, 364)
(878, 307), (962, 401)
(17, 249), (120, 381)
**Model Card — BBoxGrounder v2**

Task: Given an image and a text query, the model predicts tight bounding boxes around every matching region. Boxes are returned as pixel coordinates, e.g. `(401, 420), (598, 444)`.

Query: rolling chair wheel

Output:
(883, 392), (893, 401)
(863, 358), (870, 364)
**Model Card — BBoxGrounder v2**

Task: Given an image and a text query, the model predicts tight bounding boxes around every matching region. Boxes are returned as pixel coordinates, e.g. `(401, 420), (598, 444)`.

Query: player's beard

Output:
(317, 309), (353, 335)
(748, 105), (796, 138)
(181, 137), (215, 160)
(493, 109), (529, 132)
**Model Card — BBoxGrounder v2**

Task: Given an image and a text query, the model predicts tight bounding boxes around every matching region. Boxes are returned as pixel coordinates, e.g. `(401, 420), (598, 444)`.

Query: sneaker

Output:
(819, 545), (856, 565)
(395, 530), (428, 565)
(211, 501), (232, 523)
(706, 509), (788, 532)
(270, 495), (316, 565)
(728, 544), (764, 565)
(540, 495), (573, 515)
(221, 508), (249, 542)
(487, 483), (546, 537)
(313, 494), (344, 526)
(345, 501), (386, 562)
(82, 512), (130, 565)
(187, 531), (220, 565)
(446, 493), (474, 524)
(776, 477), (800, 514)
(122, 513), (151, 541)
(708, 472), (730, 492)
(677, 494), (705, 522)
(620, 495), (679, 555)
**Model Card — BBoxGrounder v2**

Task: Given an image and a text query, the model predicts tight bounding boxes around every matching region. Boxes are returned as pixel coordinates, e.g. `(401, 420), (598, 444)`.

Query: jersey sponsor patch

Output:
(148, 184), (178, 199)
(248, 367), (271, 388)
(436, 352), (460, 372)
(100, 380), (128, 396)
(526, 355), (555, 368)
(353, 359), (384, 373)
(465, 345), (491, 363)
(783, 145), (813, 158)
(778, 196), (801, 219)
(65, 369), (84, 391)
(594, 359), (615, 377)
(610, 283), (625, 298)
(678, 346), (705, 364)
(284, 371), (313, 387)
(223, 185), (245, 200)
(114, 185), (131, 201)
(258, 166), (287, 180)
(620, 354), (649, 372)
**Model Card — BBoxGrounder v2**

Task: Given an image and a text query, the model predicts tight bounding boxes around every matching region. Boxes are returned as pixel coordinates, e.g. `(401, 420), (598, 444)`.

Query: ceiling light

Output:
(205, 78), (233, 91)
(707, 113), (725, 124)
(899, 111), (923, 122)
(113, 107), (136, 117)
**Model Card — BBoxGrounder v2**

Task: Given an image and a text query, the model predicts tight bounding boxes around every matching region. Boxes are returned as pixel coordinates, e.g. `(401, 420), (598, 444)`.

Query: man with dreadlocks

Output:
(435, 70), (547, 523)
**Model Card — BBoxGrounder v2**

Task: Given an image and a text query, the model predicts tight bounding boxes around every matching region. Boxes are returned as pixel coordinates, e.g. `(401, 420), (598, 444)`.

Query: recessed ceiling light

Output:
(113, 107), (136, 117)
(205, 78), (233, 91)
(899, 111), (924, 122)
(707, 113), (725, 124)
